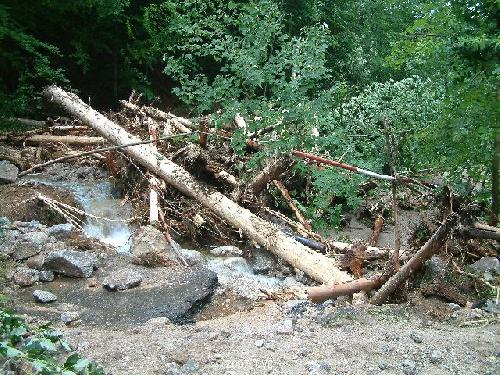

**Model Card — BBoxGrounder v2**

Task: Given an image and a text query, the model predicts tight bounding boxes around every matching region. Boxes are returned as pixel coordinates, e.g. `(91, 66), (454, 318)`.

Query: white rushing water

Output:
(22, 171), (133, 253)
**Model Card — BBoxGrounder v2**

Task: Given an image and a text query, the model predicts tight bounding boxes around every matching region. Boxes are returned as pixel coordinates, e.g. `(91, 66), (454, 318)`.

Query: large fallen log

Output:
(460, 222), (500, 241)
(308, 275), (387, 303)
(44, 86), (351, 285)
(370, 213), (459, 305)
(0, 134), (105, 146)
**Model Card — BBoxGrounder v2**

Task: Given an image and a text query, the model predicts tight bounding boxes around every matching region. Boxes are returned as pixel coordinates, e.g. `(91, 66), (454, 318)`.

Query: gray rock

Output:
(429, 349), (444, 364)
(39, 270), (55, 282)
(46, 223), (74, 240)
(179, 248), (205, 266)
(448, 303), (461, 311)
(12, 267), (39, 287)
(209, 245), (243, 257)
(102, 269), (142, 291)
(248, 248), (276, 274)
(33, 290), (57, 303)
(482, 299), (500, 314)
(61, 311), (80, 325)
(470, 257), (500, 278)
(378, 362), (389, 370)
(131, 225), (172, 258)
(43, 250), (97, 278)
(409, 332), (423, 343)
(402, 359), (419, 375)
(0, 160), (18, 184)
(164, 362), (183, 375)
(26, 254), (45, 270)
(181, 359), (199, 374)
(8, 231), (50, 261)
(274, 319), (294, 335)
(305, 361), (331, 375)
(254, 339), (265, 348)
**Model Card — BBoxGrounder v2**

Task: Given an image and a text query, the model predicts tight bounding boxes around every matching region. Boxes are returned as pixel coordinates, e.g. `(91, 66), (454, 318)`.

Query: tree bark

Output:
(308, 275), (386, 303)
(44, 85), (351, 285)
(370, 213), (458, 305)
(272, 180), (312, 231)
(0, 134), (105, 145)
(461, 222), (500, 241)
(249, 157), (292, 195)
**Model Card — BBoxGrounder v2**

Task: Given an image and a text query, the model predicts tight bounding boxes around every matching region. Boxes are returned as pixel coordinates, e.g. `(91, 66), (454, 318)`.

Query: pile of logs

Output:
(8, 86), (498, 305)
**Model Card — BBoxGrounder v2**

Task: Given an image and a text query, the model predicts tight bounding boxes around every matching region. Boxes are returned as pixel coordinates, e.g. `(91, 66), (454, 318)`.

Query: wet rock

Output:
(470, 257), (500, 281)
(39, 270), (55, 282)
(0, 160), (18, 184)
(179, 248), (205, 266)
(61, 311), (80, 325)
(305, 361), (331, 375)
(102, 269), (143, 291)
(209, 245), (243, 257)
(46, 223), (74, 240)
(43, 249), (97, 278)
(12, 267), (39, 287)
(274, 319), (294, 335)
(33, 290), (57, 303)
(131, 225), (172, 258)
(248, 248), (276, 274)
(448, 303), (461, 311)
(150, 266), (218, 324)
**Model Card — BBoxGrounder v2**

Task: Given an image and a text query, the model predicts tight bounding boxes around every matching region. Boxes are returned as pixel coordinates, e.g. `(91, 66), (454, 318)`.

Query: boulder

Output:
(420, 256), (448, 286)
(0, 160), (18, 184)
(248, 248), (276, 274)
(209, 245), (243, 257)
(43, 249), (97, 278)
(12, 267), (39, 287)
(178, 248), (205, 266)
(102, 269), (143, 291)
(61, 311), (80, 325)
(39, 270), (55, 282)
(130, 225), (171, 258)
(46, 223), (74, 240)
(470, 257), (500, 279)
(10, 231), (50, 260)
(33, 290), (57, 303)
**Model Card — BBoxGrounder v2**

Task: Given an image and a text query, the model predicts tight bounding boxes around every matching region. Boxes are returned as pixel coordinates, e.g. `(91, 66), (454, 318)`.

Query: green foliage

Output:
(0, 306), (105, 374)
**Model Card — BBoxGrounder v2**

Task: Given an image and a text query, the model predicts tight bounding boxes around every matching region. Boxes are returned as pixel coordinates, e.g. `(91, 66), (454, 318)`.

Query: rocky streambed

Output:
(1, 161), (499, 375)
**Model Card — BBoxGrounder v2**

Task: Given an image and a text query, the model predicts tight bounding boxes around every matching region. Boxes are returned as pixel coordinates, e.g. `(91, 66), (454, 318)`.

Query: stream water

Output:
(21, 166), (134, 253)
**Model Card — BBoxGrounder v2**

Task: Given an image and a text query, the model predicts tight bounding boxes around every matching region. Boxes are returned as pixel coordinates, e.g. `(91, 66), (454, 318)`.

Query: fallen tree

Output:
(0, 134), (105, 146)
(44, 85), (351, 285)
(370, 213), (459, 305)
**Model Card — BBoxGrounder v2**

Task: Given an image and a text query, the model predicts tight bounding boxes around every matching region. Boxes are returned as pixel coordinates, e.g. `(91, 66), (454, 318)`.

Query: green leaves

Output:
(0, 307), (105, 374)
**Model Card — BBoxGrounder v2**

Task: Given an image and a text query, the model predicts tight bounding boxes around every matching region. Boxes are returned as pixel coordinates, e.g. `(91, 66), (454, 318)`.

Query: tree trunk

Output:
(370, 213), (458, 305)
(0, 134), (105, 145)
(44, 86), (351, 285)
(249, 157), (292, 195)
(308, 275), (386, 303)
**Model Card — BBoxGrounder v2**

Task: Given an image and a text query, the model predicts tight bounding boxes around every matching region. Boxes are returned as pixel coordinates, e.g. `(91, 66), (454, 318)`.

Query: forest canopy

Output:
(0, 0), (498, 228)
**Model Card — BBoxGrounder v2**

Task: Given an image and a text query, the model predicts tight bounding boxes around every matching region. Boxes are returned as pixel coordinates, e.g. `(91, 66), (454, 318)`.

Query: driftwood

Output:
(370, 213), (459, 305)
(18, 132), (193, 177)
(249, 157), (292, 195)
(121, 100), (193, 133)
(272, 180), (312, 231)
(368, 215), (384, 246)
(292, 150), (434, 188)
(461, 222), (500, 241)
(45, 85), (351, 285)
(308, 275), (387, 303)
(0, 134), (105, 146)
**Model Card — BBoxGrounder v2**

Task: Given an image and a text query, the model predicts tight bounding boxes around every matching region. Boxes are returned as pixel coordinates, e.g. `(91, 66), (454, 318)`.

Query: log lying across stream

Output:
(43, 85), (351, 285)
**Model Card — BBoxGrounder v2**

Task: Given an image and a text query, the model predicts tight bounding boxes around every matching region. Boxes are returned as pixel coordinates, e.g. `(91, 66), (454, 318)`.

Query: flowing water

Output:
(21, 165), (134, 253)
